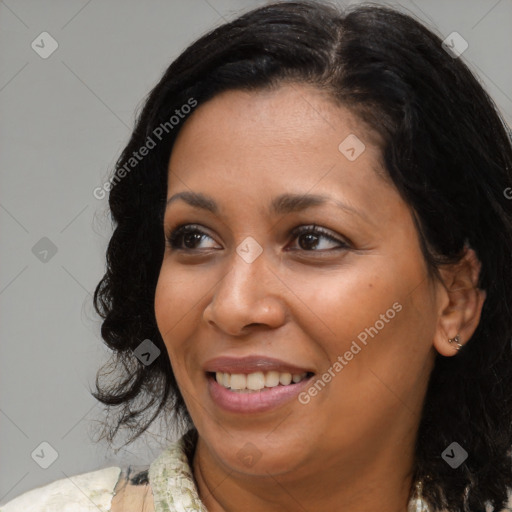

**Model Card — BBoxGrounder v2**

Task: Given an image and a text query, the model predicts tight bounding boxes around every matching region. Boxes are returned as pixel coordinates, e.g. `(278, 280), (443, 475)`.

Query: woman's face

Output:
(155, 83), (441, 479)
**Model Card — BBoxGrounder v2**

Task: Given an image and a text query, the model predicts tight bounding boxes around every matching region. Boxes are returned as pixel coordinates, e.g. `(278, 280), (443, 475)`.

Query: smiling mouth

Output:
(207, 371), (315, 393)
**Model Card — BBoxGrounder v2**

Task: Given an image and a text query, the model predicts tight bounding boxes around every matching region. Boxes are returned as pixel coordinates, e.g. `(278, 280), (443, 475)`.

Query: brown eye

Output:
(165, 223), (349, 253)
(166, 224), (217, 251)
(288, 225), (349, 252)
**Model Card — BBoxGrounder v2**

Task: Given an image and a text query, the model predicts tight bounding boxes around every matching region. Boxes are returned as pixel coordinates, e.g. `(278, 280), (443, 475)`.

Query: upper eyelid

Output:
(165, 223), (348, 248)
(166, 223), (340, 239)
(166, 223), (215, 240)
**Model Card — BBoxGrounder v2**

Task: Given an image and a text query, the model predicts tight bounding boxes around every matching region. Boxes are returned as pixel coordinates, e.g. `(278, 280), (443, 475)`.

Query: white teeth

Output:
(279, 372), (292, 385)
(247, 371), (265, 390)
(230, 374), (247, 390)
(265, 371), (280, 387)
(214, 370), (309, 391)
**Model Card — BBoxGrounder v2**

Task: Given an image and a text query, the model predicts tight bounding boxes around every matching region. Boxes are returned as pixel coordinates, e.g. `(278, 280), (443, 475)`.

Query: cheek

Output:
(289, 254), (433, 378)
(306, 289), (432, 434)
(154, 262), (223, 383)
(330, 275), (436, 408)
(154, 267), (176, 339)
(285, 264), (394, 351)
(154, 268), (198, 392)
(154, 264), (199, 353)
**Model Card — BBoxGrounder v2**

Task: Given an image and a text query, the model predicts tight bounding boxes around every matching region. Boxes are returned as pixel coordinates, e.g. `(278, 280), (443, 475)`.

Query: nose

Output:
(202, 247), (287, 336)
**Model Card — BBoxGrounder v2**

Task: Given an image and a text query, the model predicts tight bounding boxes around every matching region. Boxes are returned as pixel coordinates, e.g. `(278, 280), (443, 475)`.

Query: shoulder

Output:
(0, 429), (200, 511)
(0, 466), (122, 512)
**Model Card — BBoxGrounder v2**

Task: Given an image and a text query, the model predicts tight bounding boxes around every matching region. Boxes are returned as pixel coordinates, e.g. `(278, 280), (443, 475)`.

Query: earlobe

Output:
(447, 333), (462, 351)
(432, 247), (487, 357)
(433, 328), (464, 357)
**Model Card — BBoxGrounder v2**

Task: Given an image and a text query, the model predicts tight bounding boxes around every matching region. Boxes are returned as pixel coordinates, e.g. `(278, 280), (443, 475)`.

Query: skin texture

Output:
(154, 83), (486, 512)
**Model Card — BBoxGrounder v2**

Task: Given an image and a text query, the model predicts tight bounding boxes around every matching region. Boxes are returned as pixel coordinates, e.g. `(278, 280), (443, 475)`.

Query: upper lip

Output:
(203, 355), (314, 375)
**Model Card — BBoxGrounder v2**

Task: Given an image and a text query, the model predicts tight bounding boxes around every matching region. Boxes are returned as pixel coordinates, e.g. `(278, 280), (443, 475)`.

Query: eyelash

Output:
(165, 223), (350, 253)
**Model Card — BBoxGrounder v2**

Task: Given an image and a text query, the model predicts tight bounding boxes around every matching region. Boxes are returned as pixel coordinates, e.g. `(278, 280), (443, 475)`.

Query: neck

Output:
(192, 436), (415, 512)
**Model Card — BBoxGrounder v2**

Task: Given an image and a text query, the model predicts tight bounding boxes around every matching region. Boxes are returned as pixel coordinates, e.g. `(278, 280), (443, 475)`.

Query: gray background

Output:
(1, 0), (511, 504)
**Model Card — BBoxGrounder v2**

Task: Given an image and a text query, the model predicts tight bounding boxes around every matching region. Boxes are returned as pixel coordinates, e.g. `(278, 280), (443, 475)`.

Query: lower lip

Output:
(207, 373), (314, 413)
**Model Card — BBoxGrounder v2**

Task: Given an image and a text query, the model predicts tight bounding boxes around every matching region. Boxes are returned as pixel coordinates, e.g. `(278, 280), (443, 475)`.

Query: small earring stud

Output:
(448, 334), (462, 351)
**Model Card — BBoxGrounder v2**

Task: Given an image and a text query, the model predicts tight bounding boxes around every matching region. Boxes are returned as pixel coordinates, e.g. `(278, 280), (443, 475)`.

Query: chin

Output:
(205, 431), (307, 477)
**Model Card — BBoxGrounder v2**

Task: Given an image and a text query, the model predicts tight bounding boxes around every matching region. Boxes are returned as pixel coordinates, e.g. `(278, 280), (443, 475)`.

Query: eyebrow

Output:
(166, 191), (371, 223)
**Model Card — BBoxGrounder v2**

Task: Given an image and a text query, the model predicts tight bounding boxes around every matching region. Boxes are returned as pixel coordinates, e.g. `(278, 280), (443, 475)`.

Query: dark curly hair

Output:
(91, 1), (512, 510)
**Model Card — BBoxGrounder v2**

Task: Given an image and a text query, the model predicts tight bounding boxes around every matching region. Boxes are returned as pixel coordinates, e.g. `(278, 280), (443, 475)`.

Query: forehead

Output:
(172, 84), (377, 152)
(166, 84), (403, 226)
